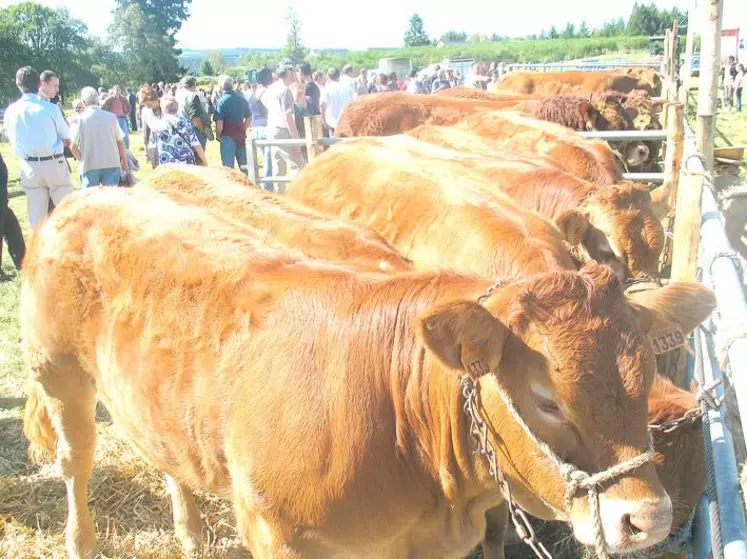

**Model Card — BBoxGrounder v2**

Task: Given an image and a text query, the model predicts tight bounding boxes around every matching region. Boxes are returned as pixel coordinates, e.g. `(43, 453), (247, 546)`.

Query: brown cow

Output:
(327, 132), (651, 279)
(620, 67), (664, 96)
(288, 137), (580, 278)
(482, 281), (715, 558)
(439, 87), (632, 133)
(24, 186), (712, 558)
(498, 70), (655, 95)
(413, 112), (624, 186)
(334, 92), (519, 137)
(138, 165), (413, 273)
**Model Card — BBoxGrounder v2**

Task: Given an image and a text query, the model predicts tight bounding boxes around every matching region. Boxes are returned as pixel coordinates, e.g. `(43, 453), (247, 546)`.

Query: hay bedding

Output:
(0, 400), (589, 559)
(0, 404), (246, 559)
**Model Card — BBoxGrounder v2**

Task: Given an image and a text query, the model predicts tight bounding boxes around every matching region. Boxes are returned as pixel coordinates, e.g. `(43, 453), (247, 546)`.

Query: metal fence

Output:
(686, 122), (747, 559)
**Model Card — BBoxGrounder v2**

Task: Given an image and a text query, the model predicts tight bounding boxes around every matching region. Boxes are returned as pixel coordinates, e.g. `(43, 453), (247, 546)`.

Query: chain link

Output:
(461, 378), (554, 559)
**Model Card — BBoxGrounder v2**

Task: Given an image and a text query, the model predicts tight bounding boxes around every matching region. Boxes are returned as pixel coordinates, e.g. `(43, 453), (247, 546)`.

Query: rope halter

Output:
(463, 279), (656, 559)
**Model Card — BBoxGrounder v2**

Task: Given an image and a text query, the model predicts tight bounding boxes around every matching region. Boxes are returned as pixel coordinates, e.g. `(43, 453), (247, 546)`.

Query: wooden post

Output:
(246, 138), (260, 184)
(664, 30), (672, 99)
(679, 0), (698, 105)
(668, 20), (679, 100)
(658, 103), (685, 273)
(696, 0), (723, 170)
(304, 116), (323, 163)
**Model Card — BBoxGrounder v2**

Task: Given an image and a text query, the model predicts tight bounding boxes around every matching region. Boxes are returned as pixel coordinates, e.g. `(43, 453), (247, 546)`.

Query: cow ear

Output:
(577, 101), (598, 130)
(555, 209), (590, 245)
(627, 282), (716, 336)
(419, 300), (507, 379)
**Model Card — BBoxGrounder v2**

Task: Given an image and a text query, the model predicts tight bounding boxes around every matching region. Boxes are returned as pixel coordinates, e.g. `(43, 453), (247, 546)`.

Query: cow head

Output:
(588, 94), (628, 131)
(578, 182), (665, 278)
(418, 263), (716, 552)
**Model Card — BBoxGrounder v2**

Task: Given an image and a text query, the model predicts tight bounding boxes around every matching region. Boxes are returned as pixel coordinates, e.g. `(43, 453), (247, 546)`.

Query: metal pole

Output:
(696, 0), (723, 170)
(695, 327), (747, 559)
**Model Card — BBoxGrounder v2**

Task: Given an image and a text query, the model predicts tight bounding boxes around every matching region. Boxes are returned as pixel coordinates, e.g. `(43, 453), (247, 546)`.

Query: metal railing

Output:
(505, 61), (662, 72)
(687, 122), (747, 559)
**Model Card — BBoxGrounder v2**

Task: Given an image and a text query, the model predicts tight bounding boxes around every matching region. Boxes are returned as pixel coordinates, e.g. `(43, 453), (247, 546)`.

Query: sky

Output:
(0, 0), (745, 51)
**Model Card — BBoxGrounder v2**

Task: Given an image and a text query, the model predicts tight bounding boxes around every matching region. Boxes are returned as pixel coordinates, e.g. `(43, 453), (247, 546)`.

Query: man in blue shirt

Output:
(215, 75), (250, 170)
(4, 66), (74, 227)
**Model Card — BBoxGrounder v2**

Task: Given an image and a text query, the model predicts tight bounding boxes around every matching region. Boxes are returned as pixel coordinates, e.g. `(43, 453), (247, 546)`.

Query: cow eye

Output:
(537, 396), (563, 419)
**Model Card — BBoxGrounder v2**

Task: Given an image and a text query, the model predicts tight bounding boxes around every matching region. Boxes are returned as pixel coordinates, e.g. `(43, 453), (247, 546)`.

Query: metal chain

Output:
(461, 378), (553, 559)
(648, 407), (704, 434)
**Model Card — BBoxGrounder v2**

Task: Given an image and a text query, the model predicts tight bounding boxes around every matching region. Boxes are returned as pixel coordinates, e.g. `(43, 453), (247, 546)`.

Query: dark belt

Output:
(25, 153), (64, 162)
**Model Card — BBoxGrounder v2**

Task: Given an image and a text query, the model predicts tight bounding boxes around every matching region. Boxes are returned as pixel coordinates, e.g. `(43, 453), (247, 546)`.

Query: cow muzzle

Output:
(570, 486), (672, 553)
(624, 142), (651, 168)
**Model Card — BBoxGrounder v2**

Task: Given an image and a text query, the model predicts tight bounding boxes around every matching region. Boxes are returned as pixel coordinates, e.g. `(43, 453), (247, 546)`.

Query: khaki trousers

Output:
(20, 158), (74, 227)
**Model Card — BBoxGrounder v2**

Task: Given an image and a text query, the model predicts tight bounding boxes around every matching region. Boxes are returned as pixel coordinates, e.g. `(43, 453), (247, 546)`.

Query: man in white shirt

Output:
(265, 61), (305, 193)
(341, 65), (358, 96)
(71, 87), (129, 187)
(4, 66), (74, 227)
(320, 67), (356, 135)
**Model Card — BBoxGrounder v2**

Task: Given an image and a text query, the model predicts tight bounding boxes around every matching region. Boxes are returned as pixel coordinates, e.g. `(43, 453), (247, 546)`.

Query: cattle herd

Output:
(20, 69), (716, 559)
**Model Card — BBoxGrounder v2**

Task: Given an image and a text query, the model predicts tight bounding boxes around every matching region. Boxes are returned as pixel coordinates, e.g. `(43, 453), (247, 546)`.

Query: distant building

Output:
(179, 47), (283, 72)
(437, 40), (468, 48)
(721, 28), (740, 61)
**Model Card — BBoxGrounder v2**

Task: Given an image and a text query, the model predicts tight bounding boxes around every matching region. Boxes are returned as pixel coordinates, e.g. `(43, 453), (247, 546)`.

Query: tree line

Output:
(0, 0), (190, 105)
(404, 2), (685, 47)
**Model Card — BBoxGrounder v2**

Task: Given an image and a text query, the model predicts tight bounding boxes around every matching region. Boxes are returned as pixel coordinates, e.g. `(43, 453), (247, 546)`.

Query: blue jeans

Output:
(252, 127), (273, 191)
(220, 136), (247, 171)
(117, 117), (130, 149)
(82, 167), (121, 187)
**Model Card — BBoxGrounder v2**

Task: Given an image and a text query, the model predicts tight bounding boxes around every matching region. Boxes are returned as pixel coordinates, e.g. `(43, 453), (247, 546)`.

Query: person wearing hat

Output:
(182, 76), (213, 149)
(264, 61), (305, 193)
(215, 74), (250, 170)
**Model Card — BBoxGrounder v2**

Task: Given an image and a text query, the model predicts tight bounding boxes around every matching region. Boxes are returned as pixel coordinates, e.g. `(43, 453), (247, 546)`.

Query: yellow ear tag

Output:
(649, 328), (687, 355)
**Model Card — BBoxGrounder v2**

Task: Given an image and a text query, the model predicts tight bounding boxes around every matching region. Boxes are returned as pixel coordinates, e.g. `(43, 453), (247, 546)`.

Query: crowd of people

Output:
(723, 56), (745, 113)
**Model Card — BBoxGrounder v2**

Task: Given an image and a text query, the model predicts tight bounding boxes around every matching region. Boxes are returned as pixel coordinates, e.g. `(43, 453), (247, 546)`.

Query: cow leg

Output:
(481, 502), (510, 559)
(165, 474), (203, 556)
(42, 377), (98, 559)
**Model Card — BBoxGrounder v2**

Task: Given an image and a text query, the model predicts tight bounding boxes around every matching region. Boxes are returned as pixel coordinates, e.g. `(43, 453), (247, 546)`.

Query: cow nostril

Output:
(622, 513), (644, 537)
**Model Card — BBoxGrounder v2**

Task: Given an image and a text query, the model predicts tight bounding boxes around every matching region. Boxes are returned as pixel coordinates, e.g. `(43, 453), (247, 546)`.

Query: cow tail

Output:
(23, 381), (57, 464)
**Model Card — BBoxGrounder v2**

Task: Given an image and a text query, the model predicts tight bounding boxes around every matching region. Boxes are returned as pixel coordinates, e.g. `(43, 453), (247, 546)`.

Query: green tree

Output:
(469, 33), (489, 44)
(114, 0), (191, 37)
(109, 3), (181, 85)
(578, 21), (590, 38)
(561, 22), (576, 38)
(199, 59), (215, 76)
(440, 30), (467, 43)
(207, 51), (225, 73)
(282, 6), (309, 62)
(403, 13), (431, 47)
(0, 3), (92, 99)
(548, 26), (559, 39)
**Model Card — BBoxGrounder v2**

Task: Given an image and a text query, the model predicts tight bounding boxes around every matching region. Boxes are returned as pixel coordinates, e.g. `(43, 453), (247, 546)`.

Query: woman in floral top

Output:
(141, 93), (207, 167)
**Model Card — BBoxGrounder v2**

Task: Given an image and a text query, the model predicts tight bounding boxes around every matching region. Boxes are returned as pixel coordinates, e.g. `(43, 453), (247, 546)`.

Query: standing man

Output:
(340, 65), (358, 96)
(182, 76), (212, 150)
(4, 66), (74, 228)
(265, 61), (305, 193)
(320, 67), (355, 136)
(71, 87), (129, 187)
(127, 87), (138, 131)
(102, 84), (132, 148)
(301, 63), (321, 116)
(39, 70), (60, 102)
(215, 75), (250, 170)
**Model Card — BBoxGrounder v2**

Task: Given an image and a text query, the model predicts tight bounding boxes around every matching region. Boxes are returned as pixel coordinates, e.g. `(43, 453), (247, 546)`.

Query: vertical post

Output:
(664, 30), (672, 98)
(668, 20), (679, 100)
(671, 153), (704, 283)
(680, 0), (698, 105)
(304, 116), (318, 163)
(246, 137), (259, 184)
(663, 103), (685, 211)
(696, 0), (723, 170)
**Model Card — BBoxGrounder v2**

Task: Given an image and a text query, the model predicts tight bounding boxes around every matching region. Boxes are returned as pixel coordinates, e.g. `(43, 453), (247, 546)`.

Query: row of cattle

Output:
(335, 69), (664, 172)
(21, 68), (713, 559)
